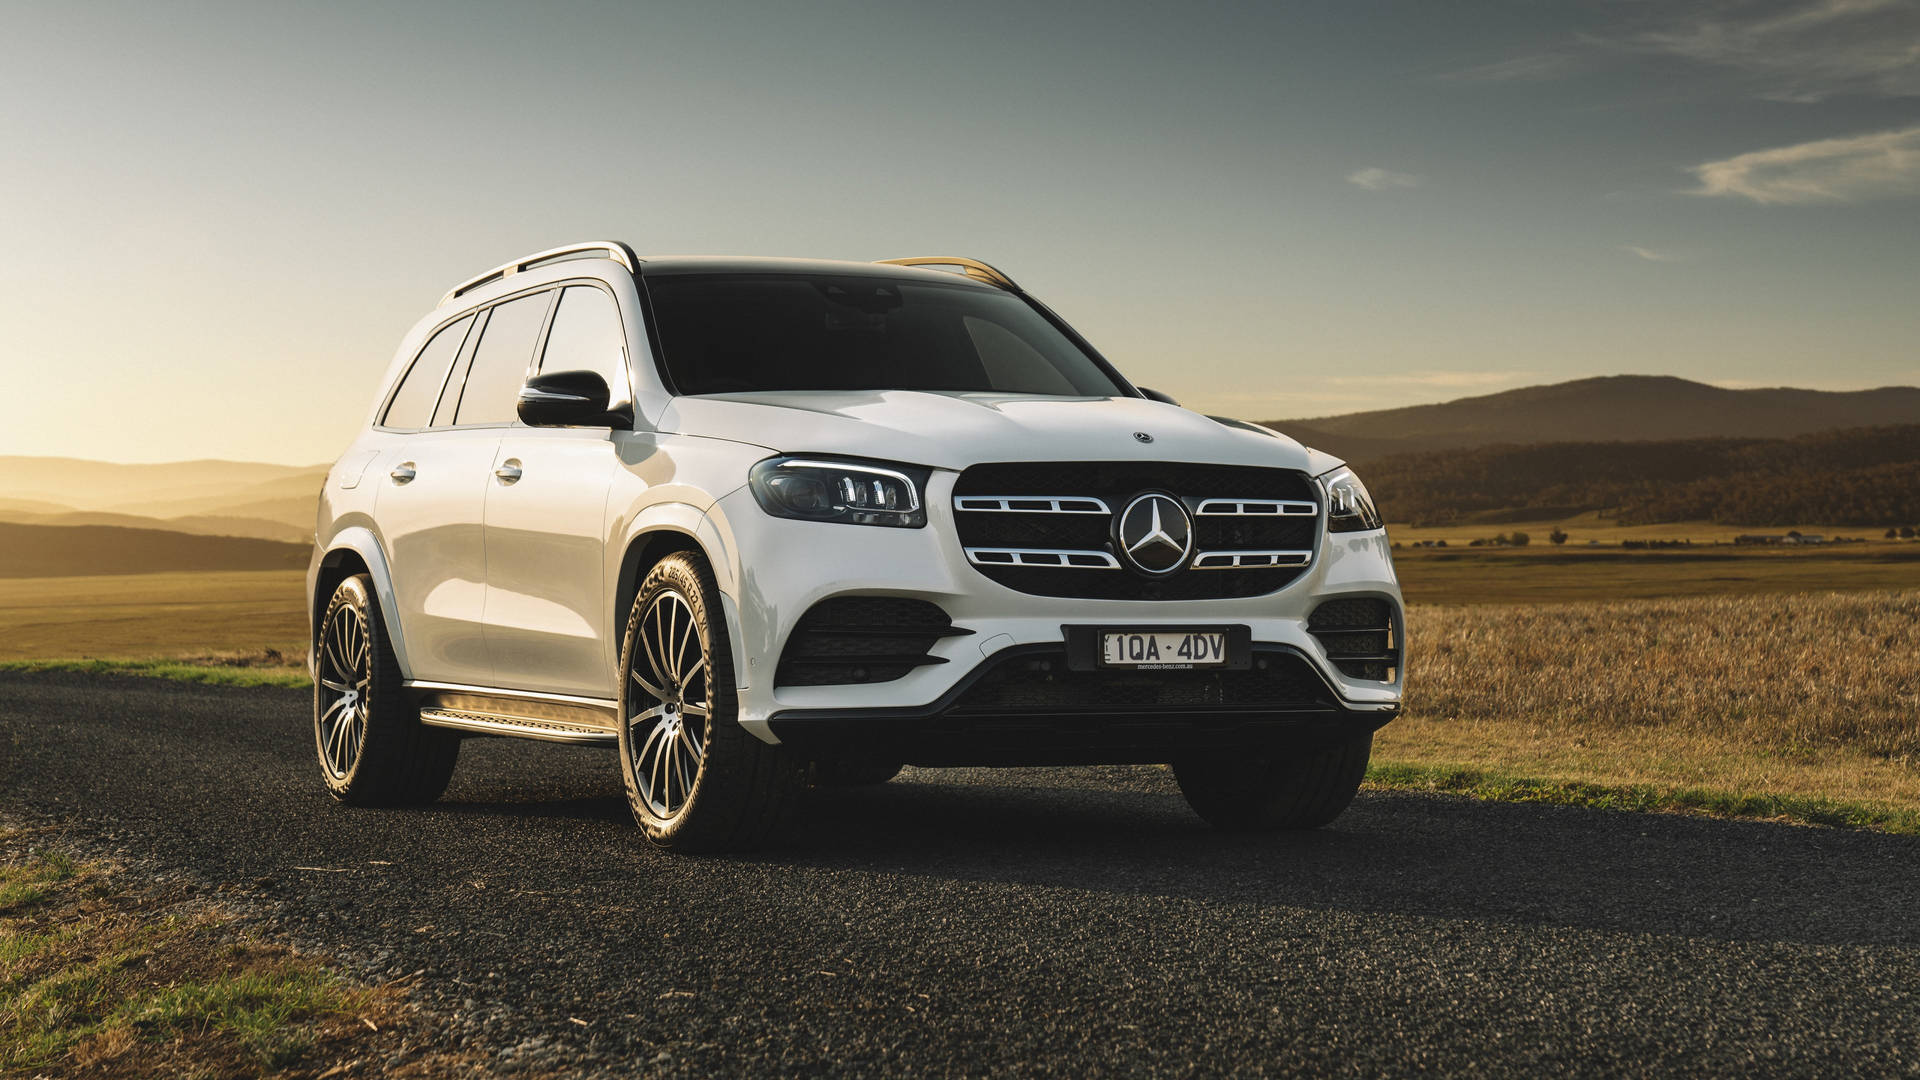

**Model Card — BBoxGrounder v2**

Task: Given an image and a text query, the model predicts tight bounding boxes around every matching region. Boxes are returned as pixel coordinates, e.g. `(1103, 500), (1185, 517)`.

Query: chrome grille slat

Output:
(1190, 550), (1314, 569)
(965, 547), (1121, 569)
(1195, 498), (1317, 517)
(953, 496), (1112, 514)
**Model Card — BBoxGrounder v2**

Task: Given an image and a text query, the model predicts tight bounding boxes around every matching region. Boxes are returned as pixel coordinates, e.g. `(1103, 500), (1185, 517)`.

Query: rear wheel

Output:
(1173, 733), (1372, 831)
(617, 552), (800, 852)
(314, 574), (459, 805)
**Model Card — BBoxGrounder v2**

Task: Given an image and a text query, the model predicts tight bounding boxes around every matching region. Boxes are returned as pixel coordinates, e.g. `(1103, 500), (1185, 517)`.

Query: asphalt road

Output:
(4, 670), (1919, 1078)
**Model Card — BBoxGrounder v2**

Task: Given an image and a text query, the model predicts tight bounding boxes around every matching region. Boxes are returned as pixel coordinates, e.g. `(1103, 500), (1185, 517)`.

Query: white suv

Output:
(309, 242), (1404, 851)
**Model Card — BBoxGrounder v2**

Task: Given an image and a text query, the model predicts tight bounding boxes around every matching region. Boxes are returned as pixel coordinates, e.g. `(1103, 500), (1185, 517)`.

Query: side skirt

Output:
(407, 682), (620, 746)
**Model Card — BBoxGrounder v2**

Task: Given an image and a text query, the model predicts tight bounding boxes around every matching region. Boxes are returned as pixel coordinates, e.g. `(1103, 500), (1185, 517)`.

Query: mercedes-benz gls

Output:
(309, 243), (1403, 851)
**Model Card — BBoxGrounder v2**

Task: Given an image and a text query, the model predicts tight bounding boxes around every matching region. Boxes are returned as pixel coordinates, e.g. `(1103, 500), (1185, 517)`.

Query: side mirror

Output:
(1138, 386), (1180, 407)
(516, 370), (632, 428)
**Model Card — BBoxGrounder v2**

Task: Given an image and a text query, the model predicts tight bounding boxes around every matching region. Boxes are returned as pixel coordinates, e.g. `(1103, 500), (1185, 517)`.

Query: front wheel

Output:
(1173, 733), (1372, 831)
(616, 552), (801, 852)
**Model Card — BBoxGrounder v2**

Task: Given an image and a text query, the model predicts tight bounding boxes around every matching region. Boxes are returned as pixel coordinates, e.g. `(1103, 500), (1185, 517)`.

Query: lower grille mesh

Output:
(1307, 597), (1399, 681)
(776, 597), (967, 687)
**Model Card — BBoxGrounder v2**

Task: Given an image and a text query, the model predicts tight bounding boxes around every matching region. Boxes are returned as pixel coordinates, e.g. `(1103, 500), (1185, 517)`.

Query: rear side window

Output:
(453, 291), (553, 425)
(539, 286), (629, 406)
(382, 316), (472, 429)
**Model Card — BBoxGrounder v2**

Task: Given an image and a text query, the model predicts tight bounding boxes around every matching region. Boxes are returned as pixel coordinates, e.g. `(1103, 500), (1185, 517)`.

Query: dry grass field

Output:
(1393, 542), (1920, 605)
(1378, 591), (1920, 825)
(0, 572), (307, 663)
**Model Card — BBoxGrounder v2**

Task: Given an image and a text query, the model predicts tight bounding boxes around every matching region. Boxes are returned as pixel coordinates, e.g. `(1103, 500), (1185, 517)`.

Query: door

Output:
(379, 290), (554, 687)
(482, 284), (629, 697)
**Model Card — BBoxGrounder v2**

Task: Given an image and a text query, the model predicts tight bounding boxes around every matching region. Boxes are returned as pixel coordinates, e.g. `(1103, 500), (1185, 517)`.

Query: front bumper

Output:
(707, 473), (1406, 747)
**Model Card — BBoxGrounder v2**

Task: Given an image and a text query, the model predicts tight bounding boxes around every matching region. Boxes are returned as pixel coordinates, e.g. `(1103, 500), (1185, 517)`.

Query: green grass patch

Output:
(1368, 760), (1920, 835)
(0, 658), (310, 689)
(0, 846), (403, 1076)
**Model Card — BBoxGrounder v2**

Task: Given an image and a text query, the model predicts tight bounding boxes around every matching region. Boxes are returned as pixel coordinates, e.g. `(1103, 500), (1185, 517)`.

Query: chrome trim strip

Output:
(874, 256), (1019, 290)
(418, 708), (618, 745)
(442, 241), (640, 306)
(1190, 550), (1314, 569)
(953, 496), (1112, 514)
(1195, 499), (1318, 517)
(405, 680), (618, 710)
(965, 547), (1121, 569)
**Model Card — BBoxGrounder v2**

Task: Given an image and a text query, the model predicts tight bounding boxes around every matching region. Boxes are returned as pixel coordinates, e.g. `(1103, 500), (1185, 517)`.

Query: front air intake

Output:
(775, 597), (971, 687)
(1307, 598), (1399, 681)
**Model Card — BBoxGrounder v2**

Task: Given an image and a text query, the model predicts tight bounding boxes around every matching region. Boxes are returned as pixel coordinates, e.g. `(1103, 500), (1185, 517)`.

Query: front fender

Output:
(612, 498), (748, 689)
(309, 526), (413, 680)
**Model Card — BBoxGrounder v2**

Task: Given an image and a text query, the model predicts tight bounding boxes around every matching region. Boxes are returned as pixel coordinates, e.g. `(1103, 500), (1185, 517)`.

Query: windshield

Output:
(644, 273), (1127, 397)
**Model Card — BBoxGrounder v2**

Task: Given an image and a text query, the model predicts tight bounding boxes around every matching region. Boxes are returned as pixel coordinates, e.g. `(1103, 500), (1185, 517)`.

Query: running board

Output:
(411, 685), (619, 746)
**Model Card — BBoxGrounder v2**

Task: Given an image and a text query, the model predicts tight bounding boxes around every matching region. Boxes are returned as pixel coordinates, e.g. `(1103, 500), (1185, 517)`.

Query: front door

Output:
(480, 283), (632, 698)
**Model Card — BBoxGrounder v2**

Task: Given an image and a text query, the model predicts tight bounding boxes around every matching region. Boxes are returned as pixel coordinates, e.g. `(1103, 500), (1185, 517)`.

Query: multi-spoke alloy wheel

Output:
(626, 589), (710, 819)
(312, 573), (459, 806)
(316, 601), (371, 779)
(616, 552), (800, 852)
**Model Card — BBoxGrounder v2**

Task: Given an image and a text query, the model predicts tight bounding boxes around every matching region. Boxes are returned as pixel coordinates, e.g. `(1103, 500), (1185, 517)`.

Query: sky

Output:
(2, 0), (1917, 465)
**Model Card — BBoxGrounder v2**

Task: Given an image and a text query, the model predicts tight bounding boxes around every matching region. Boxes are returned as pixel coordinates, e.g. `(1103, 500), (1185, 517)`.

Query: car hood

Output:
(656, 391), (1339, 474)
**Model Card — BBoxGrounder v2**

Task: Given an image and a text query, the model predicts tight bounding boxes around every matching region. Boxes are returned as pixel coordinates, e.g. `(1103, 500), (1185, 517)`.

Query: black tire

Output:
(811, 757), (904, 787)
(616, 552), (801, 853)
(1173, 733), (1372, 831)
(314, 574), (460, 806)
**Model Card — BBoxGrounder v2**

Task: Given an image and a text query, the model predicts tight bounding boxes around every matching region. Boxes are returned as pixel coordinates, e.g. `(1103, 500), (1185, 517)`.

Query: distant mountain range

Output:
(0, 522), (311, 578)
(1264, 375), (1920, 463)
(0, 456), (324, 547)
(1361, 425), (1920, 527)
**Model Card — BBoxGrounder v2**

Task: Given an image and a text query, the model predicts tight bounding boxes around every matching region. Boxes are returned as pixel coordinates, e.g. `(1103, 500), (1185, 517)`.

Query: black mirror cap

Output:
(1138, 386), (1180, 407)
(516, 370), (633, 428)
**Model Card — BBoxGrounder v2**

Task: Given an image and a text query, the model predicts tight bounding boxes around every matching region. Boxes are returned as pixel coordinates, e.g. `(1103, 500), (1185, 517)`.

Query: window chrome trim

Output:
(964, 547), (1121, 569)
(953, 496), (1112, 514)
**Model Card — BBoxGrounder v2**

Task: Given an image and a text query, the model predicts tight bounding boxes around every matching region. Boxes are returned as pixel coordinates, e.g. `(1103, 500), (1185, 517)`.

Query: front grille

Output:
(775, 597), (970, 687)
(952, 462), (1320, 600)
(947, 647), (1333, 715)
(1308, 597), (1399, 681)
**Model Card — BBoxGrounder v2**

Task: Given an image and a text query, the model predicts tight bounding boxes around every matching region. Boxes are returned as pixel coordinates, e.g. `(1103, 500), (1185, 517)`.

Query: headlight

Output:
(1319, 465), (1383, 533)
(749, 456), (929, 528)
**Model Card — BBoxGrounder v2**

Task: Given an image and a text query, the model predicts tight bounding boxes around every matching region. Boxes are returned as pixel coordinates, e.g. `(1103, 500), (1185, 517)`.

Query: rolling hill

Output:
(1265, 375), (1920, 462)
(1363, 425), (1920, 527)
(0, 456), (327, 531)
(0, 523), (312, 577)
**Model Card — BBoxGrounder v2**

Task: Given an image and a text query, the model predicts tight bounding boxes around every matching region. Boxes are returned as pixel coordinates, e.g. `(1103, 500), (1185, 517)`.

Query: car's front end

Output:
(657, 389), (1403, 768)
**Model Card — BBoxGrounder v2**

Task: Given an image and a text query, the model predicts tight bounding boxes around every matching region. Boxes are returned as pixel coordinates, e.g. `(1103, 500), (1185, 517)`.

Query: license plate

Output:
(1100, 630), (1230, 669)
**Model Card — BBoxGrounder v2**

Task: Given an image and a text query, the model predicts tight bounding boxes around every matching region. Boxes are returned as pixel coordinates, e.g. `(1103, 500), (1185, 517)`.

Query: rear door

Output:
(482, 283), (630, 698)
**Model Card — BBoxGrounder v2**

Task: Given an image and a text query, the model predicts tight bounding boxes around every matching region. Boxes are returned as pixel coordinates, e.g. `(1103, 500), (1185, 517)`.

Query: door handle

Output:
(494, 459), (523, 484)
(389, 462), (417, 485)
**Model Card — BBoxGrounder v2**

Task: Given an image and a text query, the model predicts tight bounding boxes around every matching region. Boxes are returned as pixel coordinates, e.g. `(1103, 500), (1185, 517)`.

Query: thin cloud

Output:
(1689, 124), (1920, 203)
(1347, 167), (1421, 191)
(1439, 52), (1579, 83)
(1634, 0), (1920, 102)
(1622, 244), (1683, 262)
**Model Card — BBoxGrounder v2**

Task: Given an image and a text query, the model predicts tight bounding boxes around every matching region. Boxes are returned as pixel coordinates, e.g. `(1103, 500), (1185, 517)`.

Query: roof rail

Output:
(441, 241), (640, 306)
(874, 257), (1019, 291)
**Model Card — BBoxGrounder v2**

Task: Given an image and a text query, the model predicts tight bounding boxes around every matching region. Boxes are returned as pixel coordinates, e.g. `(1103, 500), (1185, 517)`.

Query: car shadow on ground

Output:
(429, 747), (1920, 950)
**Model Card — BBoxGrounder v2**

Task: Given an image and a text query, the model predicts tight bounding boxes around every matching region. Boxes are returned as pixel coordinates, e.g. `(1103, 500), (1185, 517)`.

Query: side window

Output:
(453, 291), (553, 425)
(382, 315), (472, 428)
(539, 286), (630, 406)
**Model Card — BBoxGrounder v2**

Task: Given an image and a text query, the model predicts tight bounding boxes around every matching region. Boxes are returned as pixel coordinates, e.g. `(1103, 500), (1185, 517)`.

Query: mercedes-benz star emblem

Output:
(1116, 493), (1193, 576)
(1133, 431), (1154, 443)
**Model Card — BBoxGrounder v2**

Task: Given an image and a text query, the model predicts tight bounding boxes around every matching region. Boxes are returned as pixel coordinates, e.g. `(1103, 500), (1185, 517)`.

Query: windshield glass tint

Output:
(644, 274), (1124, 397)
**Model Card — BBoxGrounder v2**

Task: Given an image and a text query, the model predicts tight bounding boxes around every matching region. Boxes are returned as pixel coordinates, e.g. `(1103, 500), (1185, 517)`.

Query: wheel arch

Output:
(611, 502), (747, 690)
(312, 527), (413, 680)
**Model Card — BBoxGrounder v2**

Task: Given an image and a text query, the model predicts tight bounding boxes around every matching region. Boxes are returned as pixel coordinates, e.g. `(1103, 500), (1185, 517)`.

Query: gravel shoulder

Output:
(3, 670), (1918, 1077)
